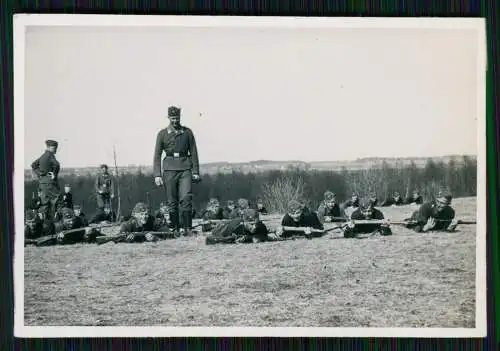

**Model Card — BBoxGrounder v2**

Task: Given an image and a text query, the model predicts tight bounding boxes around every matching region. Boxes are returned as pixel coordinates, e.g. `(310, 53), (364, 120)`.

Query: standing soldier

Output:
(153, 105), (200, 236)
(95, 164), (115, 211)
(61, 184), (74, 210)
(31, 139), (61, 220)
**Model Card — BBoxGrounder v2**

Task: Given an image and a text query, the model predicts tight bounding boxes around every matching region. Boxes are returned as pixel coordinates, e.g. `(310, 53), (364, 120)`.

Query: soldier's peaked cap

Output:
(100, 164), (108, 169)
(287, 200), (303, 212)
(132, 202), (149, 214)
(324, 191), (336, 200)
(45, 139), (58, 147)
(243, 209), (259, 221)
(436, 191), (452, 205)
(25, 209), (37, 221)
(168, 106), (181, 117)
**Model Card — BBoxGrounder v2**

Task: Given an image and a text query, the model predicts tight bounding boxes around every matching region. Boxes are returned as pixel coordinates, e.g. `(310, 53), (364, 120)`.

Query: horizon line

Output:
(23, 153), (477, 170)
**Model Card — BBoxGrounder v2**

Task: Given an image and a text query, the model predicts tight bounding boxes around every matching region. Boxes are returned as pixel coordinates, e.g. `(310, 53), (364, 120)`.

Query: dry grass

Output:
(24, 197), (477, 327)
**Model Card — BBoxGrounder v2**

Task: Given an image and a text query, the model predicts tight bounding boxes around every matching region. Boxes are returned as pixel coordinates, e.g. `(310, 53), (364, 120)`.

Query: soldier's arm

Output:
(188, 129), (200, 175)
(153, 130), (164, 178)
(316, 205), (325, 223)
(310, 213), (324, 230)
(30, 157), (41, 176)
(94, 175), (100, 192)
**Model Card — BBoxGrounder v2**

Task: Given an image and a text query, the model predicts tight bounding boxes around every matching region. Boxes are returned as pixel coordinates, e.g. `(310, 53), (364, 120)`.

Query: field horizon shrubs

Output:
(24, 156), (477, 216)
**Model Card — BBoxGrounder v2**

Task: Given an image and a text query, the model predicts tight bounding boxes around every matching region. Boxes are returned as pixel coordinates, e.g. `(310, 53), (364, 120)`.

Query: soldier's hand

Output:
(48, 172), (55, 180)
(154, 177), (163, 186)
(192, 174), (200, 182)
(347, 221), (355, 229)
(423, 217), (436, 232)
(275, 226), (284, 237)
(304, 227), (312, 235)
(324, 216), (332, 222)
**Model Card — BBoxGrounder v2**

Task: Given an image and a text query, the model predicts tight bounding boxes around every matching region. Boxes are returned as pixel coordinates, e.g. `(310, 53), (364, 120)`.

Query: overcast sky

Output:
(24, 24), (481, 168)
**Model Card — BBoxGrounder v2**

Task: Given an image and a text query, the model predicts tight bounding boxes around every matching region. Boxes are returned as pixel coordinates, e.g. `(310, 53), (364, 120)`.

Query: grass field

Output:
(23, 197), (477, 327)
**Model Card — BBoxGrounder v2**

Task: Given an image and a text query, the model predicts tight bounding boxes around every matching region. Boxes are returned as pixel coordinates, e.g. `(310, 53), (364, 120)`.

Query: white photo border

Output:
(13, 14), (488, 338)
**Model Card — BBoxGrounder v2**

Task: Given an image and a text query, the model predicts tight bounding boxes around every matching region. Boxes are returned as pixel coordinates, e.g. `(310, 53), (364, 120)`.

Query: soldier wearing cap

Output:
(54, 207), (86, 233)
(276, 200), (323, 238)
(120, 202), (164, 242)
(222, 200), (238, 219)
(31, 139), (61, 220)
(90, 204), (116, 224)
(381, 191), (404, 207)
(200, 198), (225, 232)
(60, 184), (74, 210)
(154, 105), (200, 236)
(342, 199), (392, 238)
(256, 198), (268, 214)
(25, 209), (44, 239)
(73, 205), (89, 227)
(317, 191), (343, 224)
(95, 164), (115, 211)
(404, 190), (423, 205)
(341, 192), (360, 219)
(406, 192), (457, 232)
(206, 208), (270, 245)
(154, 202), (172, 230)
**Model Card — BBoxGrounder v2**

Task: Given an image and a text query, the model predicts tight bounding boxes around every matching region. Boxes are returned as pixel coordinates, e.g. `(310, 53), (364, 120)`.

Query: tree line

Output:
(24, 156), (477, 216)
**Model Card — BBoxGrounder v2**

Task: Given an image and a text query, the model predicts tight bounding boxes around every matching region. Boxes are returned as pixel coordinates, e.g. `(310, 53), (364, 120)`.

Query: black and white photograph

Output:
(14, 15), (486, 337)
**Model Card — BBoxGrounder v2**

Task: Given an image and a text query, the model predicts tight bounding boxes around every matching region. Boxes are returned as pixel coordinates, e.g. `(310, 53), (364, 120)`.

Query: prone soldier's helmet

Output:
(287, 200), (303, 221)
(360, 199), (375, 219)
(61, 207), (76, 228)
(208, 198), (220, 210)
(238, 198), (249, 210)
(324, 191), (337, 207)
(132, 202), (149, 225)
(435, 191), (452, 211)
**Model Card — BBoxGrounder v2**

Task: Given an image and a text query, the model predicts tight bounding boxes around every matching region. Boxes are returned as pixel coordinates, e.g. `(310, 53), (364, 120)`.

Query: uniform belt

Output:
(165, 152), (188, 158)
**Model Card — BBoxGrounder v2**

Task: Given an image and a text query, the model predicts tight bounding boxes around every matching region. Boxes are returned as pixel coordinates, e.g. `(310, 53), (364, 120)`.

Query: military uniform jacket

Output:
(31, 150), (60, 185)
(409, 202), (455, 230)
(349, 208), (385, 233)
(281, 210), (323, 236)
(95, 173), (115, 195)
(153, 125), (199, 176)
(120, 215), (157, 233)
(201, 207), (225, 221)
(211, 218), (269, 238)
(62, 193), (73, 209)
(317, 203), (342, 223)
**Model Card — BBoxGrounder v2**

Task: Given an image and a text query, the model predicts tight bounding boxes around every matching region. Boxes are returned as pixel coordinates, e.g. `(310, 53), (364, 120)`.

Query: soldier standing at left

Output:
(31, 139), (61, 220)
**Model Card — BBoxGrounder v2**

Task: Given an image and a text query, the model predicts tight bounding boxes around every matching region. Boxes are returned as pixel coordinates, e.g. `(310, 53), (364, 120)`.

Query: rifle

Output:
(34, 227), (89, 246)
(96, 231), (175, 245)
(346, 219), (477, 226)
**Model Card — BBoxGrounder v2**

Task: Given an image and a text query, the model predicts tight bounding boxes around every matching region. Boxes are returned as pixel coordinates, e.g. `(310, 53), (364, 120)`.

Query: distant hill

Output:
(24, 155), (477, 180)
